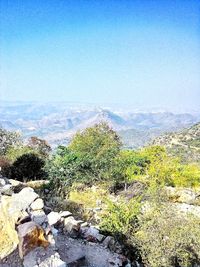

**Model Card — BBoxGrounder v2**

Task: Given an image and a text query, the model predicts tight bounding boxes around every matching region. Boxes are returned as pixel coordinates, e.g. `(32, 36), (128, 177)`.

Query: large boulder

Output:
(0, 187), (39, 259)
(0, 196), (19, 260)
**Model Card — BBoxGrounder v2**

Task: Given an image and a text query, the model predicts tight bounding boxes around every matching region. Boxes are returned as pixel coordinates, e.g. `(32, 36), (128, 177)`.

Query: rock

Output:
(11, 187), (39, 213)
(166, 186), (196, 204)
(0, 197), (19, 259)
(108, 255), (123, 266)
(23, 247), (65, 267)
(67, 256), (86, 267)
(31, 198), (44, 211)
(16, 210), (31, 225)
(0, 177), (6, 186)
(8, 179), (23, 187)
(81, 222), (89, 227)
(102, 236), (115, 248)
(64, 216), (81, 237)
(59, 210), (72, 218)
(174, 203), (200, 218)
(47, 211), (61, 226)
(51, 226), (59, 236)
(83, 226), (105, 242)
(0, 184), (13, 195)
(39, 252), (66, 267)
(17, 221), (49, 258)
(0, 187), (39, 259)
(31, 210), (47, 225)
(47, 233), (56, 247)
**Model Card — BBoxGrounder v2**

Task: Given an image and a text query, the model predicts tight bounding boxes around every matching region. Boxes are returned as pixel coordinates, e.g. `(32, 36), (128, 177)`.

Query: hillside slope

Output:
(152, 123), (200, 163)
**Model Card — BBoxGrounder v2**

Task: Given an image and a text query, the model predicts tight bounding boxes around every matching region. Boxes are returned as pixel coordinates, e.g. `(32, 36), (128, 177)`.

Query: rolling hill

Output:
(152, 123), (200, 163)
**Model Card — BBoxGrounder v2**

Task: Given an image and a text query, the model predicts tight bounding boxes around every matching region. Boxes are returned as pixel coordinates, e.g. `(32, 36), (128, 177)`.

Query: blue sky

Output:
(0, 0), (200, 110)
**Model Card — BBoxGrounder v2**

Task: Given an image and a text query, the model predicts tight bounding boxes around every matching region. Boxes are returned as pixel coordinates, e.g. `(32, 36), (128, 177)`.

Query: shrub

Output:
(10, 153), (46, 182)
(110, 150), (150, 189)
(0, 156), (11, 177)
(44, 146), (82, 196)
(134, 204), (200, 267)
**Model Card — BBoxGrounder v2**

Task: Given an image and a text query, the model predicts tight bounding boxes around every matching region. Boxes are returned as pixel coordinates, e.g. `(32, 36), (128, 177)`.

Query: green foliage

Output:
(134, 204), (200, 267)
(46, 123), (122, 193)
(6, 145), (34, 162)
(9, 153), (46, 182)
(110, 150), (150, 188)
(0, 128), (21, 156)
(69, 122), (122, 180)
(45, 146), (82, 193)
(100, 197), (141, 237)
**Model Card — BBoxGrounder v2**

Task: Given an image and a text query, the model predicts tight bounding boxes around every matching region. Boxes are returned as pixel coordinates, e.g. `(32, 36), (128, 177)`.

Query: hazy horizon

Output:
(1, 0), (200, 111)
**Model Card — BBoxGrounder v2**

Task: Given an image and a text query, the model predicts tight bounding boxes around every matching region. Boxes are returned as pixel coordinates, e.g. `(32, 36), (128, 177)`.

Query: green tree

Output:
(69, 122), (122, 181)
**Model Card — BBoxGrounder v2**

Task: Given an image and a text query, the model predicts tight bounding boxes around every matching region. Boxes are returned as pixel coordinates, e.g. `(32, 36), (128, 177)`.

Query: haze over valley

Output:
(1, 101), (200, 148)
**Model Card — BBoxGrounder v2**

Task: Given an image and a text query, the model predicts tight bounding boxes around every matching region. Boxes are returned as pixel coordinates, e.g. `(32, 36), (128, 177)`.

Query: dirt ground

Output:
(0, 233), (123, 267)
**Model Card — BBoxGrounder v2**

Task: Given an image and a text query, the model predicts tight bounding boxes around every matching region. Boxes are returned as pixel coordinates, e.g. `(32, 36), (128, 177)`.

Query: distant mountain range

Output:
(0, 102), (200, 148)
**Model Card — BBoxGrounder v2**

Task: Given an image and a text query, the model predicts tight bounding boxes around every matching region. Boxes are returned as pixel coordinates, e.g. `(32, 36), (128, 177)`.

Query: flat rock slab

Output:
(57, 234), (123, 267)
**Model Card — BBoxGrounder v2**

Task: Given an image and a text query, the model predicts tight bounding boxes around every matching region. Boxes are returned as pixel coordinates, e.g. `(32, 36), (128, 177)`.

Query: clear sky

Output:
(0, 0), (200, 111)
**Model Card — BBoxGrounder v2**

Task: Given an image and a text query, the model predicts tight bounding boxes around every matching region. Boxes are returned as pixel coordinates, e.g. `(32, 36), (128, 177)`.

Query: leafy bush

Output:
(0, 156), (11, 177)
(101, 195), (200, 267)
(9, 153), (46, 182)
(44, 146), (83, 195)
(110, 150), (150, 189)
(100, 197), (141, 237)
(134, 204), (200, 267)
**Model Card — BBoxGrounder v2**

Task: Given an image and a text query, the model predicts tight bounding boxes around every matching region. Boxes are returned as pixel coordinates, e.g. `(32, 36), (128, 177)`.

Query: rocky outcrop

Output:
(0, 177), (130, 267)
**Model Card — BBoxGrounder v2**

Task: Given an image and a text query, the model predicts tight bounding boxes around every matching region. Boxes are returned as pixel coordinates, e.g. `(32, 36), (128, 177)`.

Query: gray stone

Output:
(81, 222), (89, 227)
(47, 211), (61, 226)
(11, 187), (39, 212)
(31, 198), (44, 211)
(83, 226), (105, 242)
(102, 236), (115, 248)
(0, 178), (6, 186)
(31, 210), (47, 225)
(64, 216), (81, 237)
(39, 252), (66, 267)
(0, 184), (13, 195)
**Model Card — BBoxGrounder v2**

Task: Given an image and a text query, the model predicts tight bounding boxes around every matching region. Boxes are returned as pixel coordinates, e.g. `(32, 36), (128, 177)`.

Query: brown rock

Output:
(17, 221), (49, 258)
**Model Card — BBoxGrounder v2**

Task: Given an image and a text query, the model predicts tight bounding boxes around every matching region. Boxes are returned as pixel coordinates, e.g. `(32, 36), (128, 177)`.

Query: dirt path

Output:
(0, 233), (123, 267)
